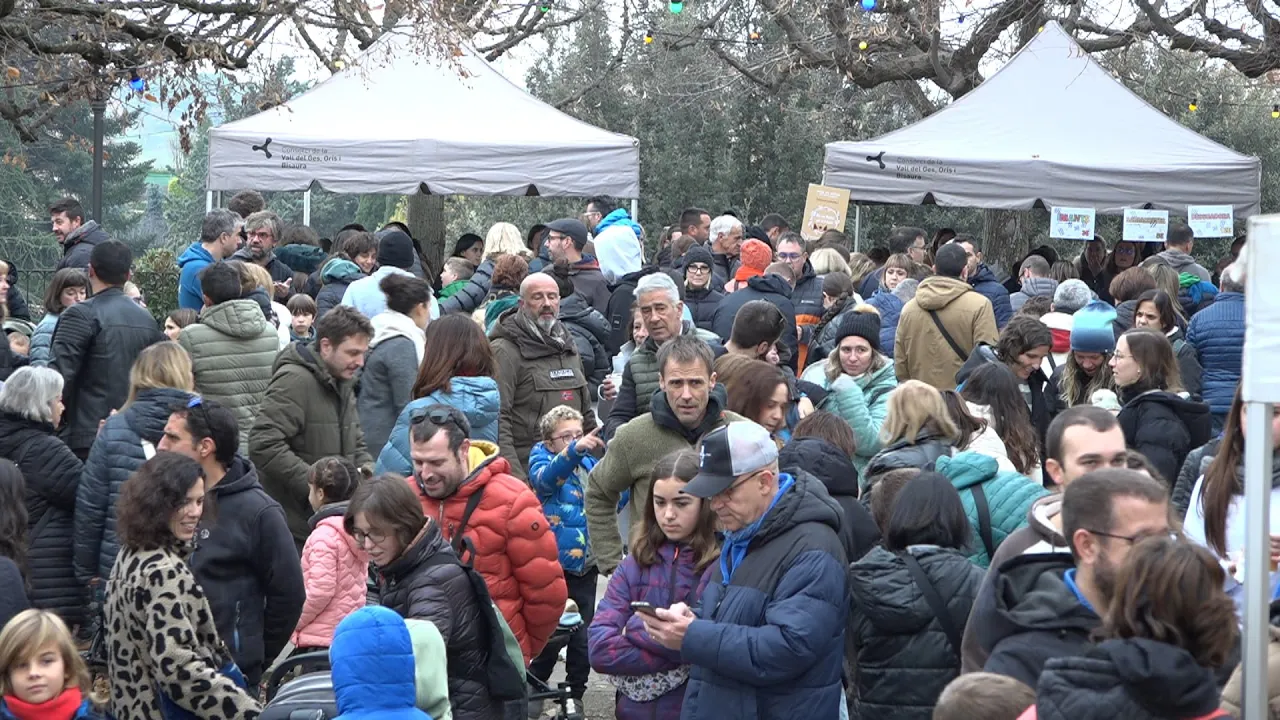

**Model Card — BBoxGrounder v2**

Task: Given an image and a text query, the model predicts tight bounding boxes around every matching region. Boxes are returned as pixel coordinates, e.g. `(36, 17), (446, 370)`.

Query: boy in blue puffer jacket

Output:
(528, 404), (603, 702)
(330, 606), (432, 720)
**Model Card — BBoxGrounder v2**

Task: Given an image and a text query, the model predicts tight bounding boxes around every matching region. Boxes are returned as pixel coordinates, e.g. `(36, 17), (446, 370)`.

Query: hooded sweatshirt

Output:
(177, 242), (215, 310)
(358, 311), (426, 454)
(1010, 277), (1060, 313)
(1156, 248), (1212, 283)
(330, 606), (432, 720)
(895, 276), (999, 390)
(592, 209), (644, 284)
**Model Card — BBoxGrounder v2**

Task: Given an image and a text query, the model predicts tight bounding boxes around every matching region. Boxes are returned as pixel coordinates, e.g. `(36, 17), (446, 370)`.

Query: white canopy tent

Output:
(822, 22), (1261, 217)
(207, 34), (640, 199)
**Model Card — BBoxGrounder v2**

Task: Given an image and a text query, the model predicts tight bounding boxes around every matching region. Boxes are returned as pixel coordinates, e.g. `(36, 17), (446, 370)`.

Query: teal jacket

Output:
(935, 452), (1050, 568)
(800, 359), (897, 477)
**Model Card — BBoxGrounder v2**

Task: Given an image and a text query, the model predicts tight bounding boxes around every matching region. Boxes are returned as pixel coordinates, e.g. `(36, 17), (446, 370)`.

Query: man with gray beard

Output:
(489, 273), (598, 479)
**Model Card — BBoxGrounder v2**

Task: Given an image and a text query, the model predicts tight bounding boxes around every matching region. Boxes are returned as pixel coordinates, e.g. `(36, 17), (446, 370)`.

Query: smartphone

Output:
(630, 601), (661, 618)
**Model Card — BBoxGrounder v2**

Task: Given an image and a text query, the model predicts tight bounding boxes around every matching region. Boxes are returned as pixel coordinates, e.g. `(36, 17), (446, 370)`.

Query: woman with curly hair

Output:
(105, 452), (261, 719)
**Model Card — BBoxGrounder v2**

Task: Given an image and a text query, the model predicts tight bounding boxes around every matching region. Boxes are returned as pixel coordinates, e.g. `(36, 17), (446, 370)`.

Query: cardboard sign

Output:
(1122, 208), (1169, 242)
(1188, 205), (1234, 239)
(800, 184), (852, 242)
(1049, 206), (1096, 240)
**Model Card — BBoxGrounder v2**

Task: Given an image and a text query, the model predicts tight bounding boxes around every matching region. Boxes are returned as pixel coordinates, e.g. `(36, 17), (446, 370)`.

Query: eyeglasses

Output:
(776, 252), (803, 261)
(712, 471), (761, 500)
(686, 264), (711, 274)
(551, 430), (583, 444)
(1084, 528), (1177, 545)
(1115, 246), (1136, 255)
(247, 229), (273, 240)
(350, 527), (388, 546)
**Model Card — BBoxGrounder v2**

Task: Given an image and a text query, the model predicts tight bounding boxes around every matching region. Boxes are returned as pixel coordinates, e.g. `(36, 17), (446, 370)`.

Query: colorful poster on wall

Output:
(1187, 205), (1234, 238)
(1122, 208), (1169, 242)
(1049, 206), (1096, 240)
(800, 184), (852, 242)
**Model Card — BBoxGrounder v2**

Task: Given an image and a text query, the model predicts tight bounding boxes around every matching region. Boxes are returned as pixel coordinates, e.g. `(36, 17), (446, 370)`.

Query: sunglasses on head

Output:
(410, 407), (460, 430)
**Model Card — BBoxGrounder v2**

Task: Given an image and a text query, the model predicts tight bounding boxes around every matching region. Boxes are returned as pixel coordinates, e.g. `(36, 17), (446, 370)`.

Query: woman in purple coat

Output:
(588, 450), (720, 719)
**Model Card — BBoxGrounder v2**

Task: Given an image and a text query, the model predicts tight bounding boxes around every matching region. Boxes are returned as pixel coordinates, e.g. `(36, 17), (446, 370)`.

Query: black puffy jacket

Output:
(378, 520), (503, 720)
(1036, 638), (1225, 720)
(1118, 389), (1212, 489)
(683, 284), (724, 333)
(779, 437), (880, 563)
(73, 386), (191, 582)
(0, 411), (84, 627)
(849, 545), (984, 720)
(711, 274), (799, 372)
(49, 286), (165, 452)
(864, 433), (955, 484)
(191, 456), (305, 687)
(559, 293), (610, 400)
(439, 259), (495, 316)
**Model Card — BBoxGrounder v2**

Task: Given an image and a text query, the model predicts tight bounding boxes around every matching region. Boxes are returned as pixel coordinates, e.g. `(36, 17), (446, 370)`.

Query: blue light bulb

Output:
(129, 73), (145, 92)
(860, 0), (875, 10)
(669, 0), (684, 13)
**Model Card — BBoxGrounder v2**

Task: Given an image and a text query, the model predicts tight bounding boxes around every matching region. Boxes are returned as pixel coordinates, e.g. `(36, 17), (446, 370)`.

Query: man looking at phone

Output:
(640, 420), (848, 719)
(231, 210), (295, 300)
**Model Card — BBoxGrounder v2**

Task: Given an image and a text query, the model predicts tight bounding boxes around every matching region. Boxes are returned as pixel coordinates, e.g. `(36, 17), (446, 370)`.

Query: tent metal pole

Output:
(853, 205), (861, 253)
(303, 189), (312, 226)
(1243, 399), (1274, 720)
(631, 198), (639, 220)
(206, 191), (214, 213)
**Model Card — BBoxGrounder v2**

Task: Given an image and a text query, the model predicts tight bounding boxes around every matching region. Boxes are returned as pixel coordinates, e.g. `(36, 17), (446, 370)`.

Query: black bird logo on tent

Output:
(866, 151), (886, 170)
(253, 138), (273, 159)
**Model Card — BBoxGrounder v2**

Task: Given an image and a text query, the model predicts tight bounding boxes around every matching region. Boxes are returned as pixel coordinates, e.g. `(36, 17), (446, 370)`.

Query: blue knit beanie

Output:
(1071, 300), (1117, 354)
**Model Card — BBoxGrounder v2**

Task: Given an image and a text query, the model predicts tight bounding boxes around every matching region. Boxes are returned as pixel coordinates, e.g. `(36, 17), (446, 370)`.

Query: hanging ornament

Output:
(1037, 25), (1044, 32)
(129, 71), (145, 93)
(644, 28), (654, 44)
(1188, 98), (1198, 112)
(957, 13), (965, 23)
(538, 1), (551, 12)
(669, 0), (684, 13)
(858, 40), (868, 50)
(748, 29), (762, 42)
(860, 0), (875, 10)
(1272, 104), (1278, 119)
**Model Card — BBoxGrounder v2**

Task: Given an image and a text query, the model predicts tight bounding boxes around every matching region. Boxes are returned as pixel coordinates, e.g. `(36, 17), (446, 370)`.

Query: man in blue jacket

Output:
(954, 234), (1013, 327)
(641, 421), (848, 719)
(177, 209), (243, 311)
(1186, 258), (1245, 433)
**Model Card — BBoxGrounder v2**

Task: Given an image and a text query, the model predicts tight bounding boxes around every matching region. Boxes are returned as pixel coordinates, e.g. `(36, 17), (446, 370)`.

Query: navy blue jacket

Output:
(864, 289), (904, 358)
(968, 264), (1013, 328)
(712, 274), (799, 372)
(73, 387), (191, 582)
(680, 472), (848, 720)
(1186, 291), (1244, 417)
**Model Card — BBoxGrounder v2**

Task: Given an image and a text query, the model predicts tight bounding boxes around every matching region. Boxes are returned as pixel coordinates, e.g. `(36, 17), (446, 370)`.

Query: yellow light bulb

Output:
(1188, 100), (1198, 112)
(858, 40), (868, 50)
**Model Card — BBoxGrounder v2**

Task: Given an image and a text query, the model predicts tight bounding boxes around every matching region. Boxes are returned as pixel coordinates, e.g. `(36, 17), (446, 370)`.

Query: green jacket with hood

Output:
(178, 298), (281, 448)
(250, 341), (373, 543)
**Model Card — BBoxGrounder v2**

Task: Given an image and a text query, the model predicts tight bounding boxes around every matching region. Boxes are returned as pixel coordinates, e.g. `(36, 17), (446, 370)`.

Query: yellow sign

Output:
(800, 184), (852, 242)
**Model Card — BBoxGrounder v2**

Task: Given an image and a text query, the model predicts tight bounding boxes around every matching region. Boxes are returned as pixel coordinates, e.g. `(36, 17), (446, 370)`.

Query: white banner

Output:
(1188, 205), (1234, 238)
(1049, 206), (1096, 240)
(1123, 208), (1169, 242)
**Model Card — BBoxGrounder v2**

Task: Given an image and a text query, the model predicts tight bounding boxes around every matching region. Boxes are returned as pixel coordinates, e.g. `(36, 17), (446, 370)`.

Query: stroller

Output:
(260, 614), (585, 720)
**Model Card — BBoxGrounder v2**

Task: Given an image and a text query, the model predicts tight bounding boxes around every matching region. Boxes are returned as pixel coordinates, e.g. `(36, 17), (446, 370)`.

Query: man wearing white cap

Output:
(639, 420), (849, 720)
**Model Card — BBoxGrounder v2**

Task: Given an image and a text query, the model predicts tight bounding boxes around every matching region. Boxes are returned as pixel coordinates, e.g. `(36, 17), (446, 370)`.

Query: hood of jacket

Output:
(431, 377), (501, 435)
(459, 440), (515, 494)
(310, 501), (362, 555)
(275, 244), (327, 275)
(1020, 276), (1059, 298)
(274, 340), (345, 395)
(1156, 249), (1202, 274)
(747, 272), (793, 298)
(209, 455), (263, 498)
(489, 305), (575, 361)
(178, 242), (214, 268)
(559, 294), (611, 345)
(330, 606), (420, 715)
(754, 469), (843, 546)
(370, 310), (425, 352)
(850, 545), (977, 633)
(570, 255), (602, 272)
(936, 451), (1001, 490)
(1023, 494), (1067, 550)
(594, 208), (643, 237)
(1046, 638), (1223, 717)
(982, 553), (1098, 649)
(126, 386), (194, 440)
(779, 436), (860, 499)
(915, 276), (978, 312)
(64, 219), (107, 250)
(321, 257), (366, 285)
(650, 382), (730, 443)
(1121, 390), (1213, 446)
(969, 263), (1002, 287)
(199, 298), (272, 340)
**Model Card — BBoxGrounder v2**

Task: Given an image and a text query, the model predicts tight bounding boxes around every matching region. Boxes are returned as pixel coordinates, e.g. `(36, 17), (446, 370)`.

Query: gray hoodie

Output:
(1010, 276), (1060, 312)
(1156, 248), (1212, 283)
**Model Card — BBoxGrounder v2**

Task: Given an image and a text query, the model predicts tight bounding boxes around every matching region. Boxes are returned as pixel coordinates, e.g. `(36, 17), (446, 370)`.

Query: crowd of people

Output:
(0, 190), (1267, 720)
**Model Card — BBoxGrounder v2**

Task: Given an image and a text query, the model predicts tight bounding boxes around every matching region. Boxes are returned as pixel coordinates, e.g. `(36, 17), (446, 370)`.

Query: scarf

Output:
(719, 473), (795, 584)
(3, 688), (83, 720)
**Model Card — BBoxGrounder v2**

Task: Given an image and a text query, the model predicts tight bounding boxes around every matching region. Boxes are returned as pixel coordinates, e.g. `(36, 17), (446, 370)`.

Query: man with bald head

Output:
(490, 273), (598, 478)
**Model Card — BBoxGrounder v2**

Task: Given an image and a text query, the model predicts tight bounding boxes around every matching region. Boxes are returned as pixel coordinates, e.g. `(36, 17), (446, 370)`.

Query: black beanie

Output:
(835, 309), (882, 352)
(377, 230), (416, 270)
(684, 244), (714, 270)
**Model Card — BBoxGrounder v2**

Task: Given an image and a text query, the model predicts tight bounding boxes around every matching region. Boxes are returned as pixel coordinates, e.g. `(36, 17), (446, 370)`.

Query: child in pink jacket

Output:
(292, 457), (370, 651)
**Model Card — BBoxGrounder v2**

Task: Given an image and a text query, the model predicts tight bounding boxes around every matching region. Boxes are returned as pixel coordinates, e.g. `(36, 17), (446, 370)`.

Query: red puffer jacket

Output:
(409, 441), (568, 661)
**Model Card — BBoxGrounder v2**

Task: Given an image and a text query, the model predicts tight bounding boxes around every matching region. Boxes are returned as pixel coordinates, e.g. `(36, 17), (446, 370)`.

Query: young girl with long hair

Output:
(588, 450), (720, 719)
(0, 609), (106, 719)
(960, 362), (1041, 477)
(292, 457), (369, 652)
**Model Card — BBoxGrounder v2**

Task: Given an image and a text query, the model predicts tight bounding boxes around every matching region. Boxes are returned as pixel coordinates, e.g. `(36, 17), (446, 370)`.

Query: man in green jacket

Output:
(178, 262), (280, 449)
(251, 305), (374, 546)
(585, 335), (741, 575)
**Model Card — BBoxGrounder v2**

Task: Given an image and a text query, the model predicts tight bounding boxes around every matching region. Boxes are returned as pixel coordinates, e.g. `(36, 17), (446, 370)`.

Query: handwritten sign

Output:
(1049, 206), (1096, 240)
(1123, 208), (1169, 243)
(800, 184), (852, 242)
(1188, 205), (1234, 238)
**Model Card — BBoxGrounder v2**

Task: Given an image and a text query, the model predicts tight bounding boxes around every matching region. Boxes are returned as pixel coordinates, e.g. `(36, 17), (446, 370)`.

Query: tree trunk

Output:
(982, 209), (1033, 280)
(406, 193), (446, 280)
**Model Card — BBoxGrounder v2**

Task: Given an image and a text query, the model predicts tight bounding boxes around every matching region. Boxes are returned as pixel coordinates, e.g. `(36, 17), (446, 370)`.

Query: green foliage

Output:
(133, 247), (180, 323)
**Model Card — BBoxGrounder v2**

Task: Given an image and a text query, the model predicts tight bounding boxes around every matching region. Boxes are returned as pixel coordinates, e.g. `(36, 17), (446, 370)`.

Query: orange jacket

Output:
(409, 441), (568, 661)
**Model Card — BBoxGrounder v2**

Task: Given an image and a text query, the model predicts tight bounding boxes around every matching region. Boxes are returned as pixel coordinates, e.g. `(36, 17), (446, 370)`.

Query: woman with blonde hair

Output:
(864, 380), (960, 486)
(74, 341), (194, 585)
(229, 259), (292, 348)
(483, 221), (532, 261)
(809, 248), (850, 277)
(801, 305), (897, 482)
(846, 252), (878, 290)
(438, 221), (532, 316)
(0, 609), (107, 719)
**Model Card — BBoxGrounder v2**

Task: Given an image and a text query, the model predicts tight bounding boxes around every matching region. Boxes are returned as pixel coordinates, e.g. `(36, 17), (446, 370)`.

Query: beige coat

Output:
(894, 276), (999, 389)
(1221, 625), (1280, 717)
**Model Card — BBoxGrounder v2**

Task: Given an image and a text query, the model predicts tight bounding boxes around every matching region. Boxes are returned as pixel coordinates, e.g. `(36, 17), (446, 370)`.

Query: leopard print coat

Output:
(105, 543), (262, 719)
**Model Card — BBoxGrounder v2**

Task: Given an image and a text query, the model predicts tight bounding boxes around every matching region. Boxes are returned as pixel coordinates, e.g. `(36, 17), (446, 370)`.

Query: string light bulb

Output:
(128, 71), (145, 93)
(644, 28), (654, 44)
(1272, 104), (1278, 119)
(860, 0), (875, 10)
(538, 1), (550, 12)
(1188, 98), (1198, 112)
(748, 29), (761, 42)
(858, 40), (868, 50)
(668, 0), (684, 13)
(957, 13), (965, 23)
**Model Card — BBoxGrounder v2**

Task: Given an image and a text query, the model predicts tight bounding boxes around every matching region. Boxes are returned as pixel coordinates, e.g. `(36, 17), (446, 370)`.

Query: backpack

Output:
(430, 483), (528, 702)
